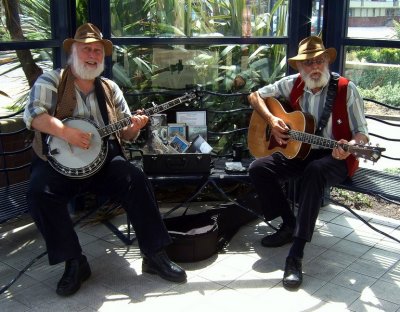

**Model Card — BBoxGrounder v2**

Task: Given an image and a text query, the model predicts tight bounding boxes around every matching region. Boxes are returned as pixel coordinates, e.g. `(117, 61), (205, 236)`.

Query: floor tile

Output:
(331, 269), (377, 292)
(0, 202), (399, 311)
(348, 257), (392, 279)
(368, 280), (400, 304)
(313, 282), (360, 306)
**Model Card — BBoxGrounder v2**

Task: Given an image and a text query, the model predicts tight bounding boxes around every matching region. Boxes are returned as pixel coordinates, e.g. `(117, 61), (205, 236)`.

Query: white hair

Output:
(297, 63), (330, 90)
(67, 43), (105, 80)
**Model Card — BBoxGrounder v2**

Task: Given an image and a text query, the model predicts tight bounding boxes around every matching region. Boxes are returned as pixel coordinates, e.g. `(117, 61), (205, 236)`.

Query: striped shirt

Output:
(24, 69), (131, 130)
(257, 73), (369, 140)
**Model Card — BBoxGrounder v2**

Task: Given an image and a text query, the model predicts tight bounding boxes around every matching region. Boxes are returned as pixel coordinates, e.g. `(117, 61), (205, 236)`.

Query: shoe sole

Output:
(283, 279), (302, 290)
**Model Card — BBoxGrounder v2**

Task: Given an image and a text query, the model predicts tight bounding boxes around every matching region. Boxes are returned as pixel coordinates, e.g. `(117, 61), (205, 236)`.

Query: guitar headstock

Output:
(182, 90), (201, 106)
(349, 144), (386, 163)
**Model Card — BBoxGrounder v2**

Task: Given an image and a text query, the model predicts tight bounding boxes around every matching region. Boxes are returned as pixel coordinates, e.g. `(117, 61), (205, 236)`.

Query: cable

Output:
(327, 197), (400, 244)
(0, 206), (98, 295)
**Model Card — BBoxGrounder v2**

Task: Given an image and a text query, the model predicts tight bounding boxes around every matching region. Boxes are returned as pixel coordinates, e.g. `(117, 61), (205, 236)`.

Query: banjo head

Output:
(47, 118), (106, 178)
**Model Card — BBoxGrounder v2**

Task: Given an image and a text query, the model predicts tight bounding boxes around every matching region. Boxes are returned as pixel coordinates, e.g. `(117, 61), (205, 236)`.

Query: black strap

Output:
(315, 72), (339, 136)
(94, 77), (109, 126)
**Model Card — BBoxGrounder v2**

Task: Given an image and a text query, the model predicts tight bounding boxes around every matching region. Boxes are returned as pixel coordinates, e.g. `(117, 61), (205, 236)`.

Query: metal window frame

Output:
(1, 0), (400, 80)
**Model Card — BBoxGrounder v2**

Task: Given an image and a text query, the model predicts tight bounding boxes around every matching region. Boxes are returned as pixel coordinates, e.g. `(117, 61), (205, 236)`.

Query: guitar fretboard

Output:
(289, 129), (346, 151)
(288, 129), (385, 161)
(98, 93), (195, 138)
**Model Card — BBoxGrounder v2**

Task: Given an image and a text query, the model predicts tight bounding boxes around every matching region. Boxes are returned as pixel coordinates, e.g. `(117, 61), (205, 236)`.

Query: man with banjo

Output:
(247, 36), (369, 290)
(23, 23), (186, 296)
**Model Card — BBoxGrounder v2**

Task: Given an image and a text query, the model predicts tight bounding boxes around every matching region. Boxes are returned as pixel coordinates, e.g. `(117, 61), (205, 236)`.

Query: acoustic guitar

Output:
(247, 97), (385, 162)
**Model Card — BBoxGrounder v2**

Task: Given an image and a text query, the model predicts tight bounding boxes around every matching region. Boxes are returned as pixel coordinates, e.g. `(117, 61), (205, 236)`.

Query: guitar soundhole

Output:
(266, 125), (271, 138)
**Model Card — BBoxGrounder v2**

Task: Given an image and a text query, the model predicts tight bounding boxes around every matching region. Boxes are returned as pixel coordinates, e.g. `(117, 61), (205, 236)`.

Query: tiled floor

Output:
(1, 201), (399, 312)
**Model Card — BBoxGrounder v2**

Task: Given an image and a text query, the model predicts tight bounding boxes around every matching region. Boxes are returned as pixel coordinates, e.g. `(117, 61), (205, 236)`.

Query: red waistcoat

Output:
(289, 75), (359, 177)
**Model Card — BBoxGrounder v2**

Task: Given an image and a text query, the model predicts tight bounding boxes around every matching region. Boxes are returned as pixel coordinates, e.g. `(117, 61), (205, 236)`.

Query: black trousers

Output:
(248, 149), (348, 242)
(27, 140), (171, 265)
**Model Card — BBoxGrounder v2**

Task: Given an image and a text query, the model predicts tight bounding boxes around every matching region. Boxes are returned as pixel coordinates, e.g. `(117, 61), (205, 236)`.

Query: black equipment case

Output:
(142, 153), (211, 175)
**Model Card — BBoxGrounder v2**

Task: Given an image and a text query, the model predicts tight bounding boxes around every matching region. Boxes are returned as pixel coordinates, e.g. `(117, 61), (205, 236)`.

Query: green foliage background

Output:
(347, 48), (400, 107)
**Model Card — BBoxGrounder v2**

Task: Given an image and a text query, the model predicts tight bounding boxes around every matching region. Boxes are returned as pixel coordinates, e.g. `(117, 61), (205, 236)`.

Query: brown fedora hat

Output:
(63, 23), (113, 56)
(288, 36), (336, 70)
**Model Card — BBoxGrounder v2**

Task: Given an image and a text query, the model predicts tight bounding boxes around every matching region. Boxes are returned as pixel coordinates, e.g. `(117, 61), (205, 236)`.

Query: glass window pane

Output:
(110, 0), (288, 38)
(0, 49), (53, 109)
(0, 0), (52, 42)
(347, 0), (400, 39)
(311, 0), (324, 35)
(113, 42), (287, 154)
(111, 43), (287, 99)
(344, 46), (400, 107)
(76, 0), (89, 26)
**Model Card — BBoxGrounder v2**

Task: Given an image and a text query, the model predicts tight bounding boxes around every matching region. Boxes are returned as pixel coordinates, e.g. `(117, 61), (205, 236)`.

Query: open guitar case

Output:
(163, 190), (263, 263)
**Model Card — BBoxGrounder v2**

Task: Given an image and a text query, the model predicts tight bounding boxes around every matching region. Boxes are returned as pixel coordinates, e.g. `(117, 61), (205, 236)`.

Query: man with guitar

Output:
(23, 23), (186, 296)
(247, 36), (369, 290)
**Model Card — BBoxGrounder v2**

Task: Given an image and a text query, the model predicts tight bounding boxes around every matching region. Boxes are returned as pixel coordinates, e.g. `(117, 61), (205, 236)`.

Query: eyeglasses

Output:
(301, 58), (326, 67)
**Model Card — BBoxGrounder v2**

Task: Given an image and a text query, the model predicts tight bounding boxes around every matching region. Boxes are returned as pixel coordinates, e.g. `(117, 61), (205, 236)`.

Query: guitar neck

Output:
(98, 93), (195, 138)
(143, 95), (191, 116)
(98, 116), (133, 138)
(289, 129), (347, 151)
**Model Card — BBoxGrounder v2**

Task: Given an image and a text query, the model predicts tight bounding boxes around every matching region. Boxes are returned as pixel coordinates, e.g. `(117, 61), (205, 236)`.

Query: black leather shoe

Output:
(261, 223), (294, 247)
(283, 256), (303, 290)
(142, 250), (187, 283)
(56, 255), (91, 296)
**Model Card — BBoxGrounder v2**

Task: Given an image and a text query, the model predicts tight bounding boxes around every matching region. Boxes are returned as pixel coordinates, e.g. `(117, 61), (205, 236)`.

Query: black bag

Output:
(164, 191), (262, 262)
(164, 211), (219, 262)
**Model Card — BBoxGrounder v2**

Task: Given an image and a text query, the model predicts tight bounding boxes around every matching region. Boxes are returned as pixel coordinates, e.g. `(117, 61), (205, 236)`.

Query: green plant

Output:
(331, 188), (372, 209)
(355, 48), (400, 65)
(358, 83), (400, 107)
(0, 0), (54, 110)
(1, 0), (289, 154)
(384, 168), (400, 176)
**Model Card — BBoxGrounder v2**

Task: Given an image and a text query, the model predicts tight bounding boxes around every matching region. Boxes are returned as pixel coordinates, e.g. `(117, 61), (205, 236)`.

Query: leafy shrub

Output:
(359, 83), (400, 107)
(355, 48), (400, 65)
(347, 65), (400, 106)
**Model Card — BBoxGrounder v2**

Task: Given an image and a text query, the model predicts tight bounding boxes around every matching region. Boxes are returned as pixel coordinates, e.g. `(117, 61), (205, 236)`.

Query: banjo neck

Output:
(98, 92), (196, 139)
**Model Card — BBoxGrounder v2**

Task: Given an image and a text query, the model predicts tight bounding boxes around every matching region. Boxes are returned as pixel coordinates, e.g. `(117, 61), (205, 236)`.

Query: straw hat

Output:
(288, 36), (336, 70)
(63, 23), (113, 56)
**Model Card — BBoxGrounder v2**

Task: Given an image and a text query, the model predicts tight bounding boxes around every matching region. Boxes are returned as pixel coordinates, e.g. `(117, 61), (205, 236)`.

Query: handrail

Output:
(0, 163), (31, 173)
(363, 98), (400, 111)
(0, 108), (25, 119)
(208, 128), (249, 135)
(0, 115), (32, 187)
(1, 145), (32, 156)
(365, 116), (400, 126)
(368, 132), (400, 142)
(208, 108), (253, 114)
(0, 127), (31, 136)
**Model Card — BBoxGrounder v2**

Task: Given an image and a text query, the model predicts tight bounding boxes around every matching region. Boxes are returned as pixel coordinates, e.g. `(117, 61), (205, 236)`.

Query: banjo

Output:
(46, 92), (197, 178)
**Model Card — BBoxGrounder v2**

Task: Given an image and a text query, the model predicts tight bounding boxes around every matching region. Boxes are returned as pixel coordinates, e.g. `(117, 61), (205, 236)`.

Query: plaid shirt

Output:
(24, 69), (131, 130)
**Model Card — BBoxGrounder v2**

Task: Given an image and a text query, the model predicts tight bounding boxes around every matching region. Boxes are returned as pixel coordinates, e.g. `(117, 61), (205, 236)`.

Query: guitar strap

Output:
(315, 72), (339, 136)
(94, 77), (110, 127)
(39, 67), (77, 158)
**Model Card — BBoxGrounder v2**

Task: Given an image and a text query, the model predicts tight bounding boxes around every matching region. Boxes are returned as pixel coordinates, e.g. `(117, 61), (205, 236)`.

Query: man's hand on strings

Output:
(129, 110), (149, 131)
(121, 109), (149, 141)
(61, 127), (93, 150)
(332, 139), (351, 160)
(270, 116), (290, 145)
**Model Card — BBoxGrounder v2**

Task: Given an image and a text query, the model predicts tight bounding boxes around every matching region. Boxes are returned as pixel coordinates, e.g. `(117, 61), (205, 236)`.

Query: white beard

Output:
(299, 66), (330, 90)
(68, 46), (105, 80)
